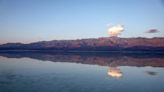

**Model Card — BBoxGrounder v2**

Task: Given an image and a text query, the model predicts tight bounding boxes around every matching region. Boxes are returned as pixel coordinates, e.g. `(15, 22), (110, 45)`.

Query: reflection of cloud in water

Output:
(145, 71), (157, 76)
(107, 67), (123, 78)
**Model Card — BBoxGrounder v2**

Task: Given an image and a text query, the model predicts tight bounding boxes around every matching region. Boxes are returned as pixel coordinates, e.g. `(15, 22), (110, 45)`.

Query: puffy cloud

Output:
(107, 24), (124, 37)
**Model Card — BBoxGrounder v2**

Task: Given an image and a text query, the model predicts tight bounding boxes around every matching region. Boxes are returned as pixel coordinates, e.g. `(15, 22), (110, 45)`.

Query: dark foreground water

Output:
(0, 52), (164, 92)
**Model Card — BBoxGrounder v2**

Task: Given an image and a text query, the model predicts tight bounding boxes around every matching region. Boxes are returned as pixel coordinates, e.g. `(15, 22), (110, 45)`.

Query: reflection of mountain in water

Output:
(0, 51), (164, 67)
(0, 51), (164, 79)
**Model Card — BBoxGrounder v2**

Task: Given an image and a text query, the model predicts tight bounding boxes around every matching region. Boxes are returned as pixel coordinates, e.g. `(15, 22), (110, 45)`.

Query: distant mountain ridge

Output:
(0, 37), (164, 51)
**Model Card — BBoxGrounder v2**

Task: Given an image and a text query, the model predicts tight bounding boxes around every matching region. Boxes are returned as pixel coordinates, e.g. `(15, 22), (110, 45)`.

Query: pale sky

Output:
(0, 0), (164, 44)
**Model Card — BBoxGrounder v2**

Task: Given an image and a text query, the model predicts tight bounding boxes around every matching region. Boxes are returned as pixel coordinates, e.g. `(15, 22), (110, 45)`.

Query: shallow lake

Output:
(0, 52), (164, 92)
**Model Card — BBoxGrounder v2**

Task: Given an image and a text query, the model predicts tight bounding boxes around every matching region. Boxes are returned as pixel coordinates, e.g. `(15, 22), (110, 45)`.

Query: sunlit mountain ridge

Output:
(0, 37), (164, 51)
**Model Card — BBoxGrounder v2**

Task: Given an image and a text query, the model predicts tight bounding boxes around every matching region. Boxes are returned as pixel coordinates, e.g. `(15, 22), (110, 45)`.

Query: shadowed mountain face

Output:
(0, 52), (164, 67)
(0, 37), (164, 51)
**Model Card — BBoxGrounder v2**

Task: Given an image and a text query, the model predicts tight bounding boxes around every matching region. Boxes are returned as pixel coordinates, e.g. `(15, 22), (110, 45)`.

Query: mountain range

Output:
(0, 37), (164, 52)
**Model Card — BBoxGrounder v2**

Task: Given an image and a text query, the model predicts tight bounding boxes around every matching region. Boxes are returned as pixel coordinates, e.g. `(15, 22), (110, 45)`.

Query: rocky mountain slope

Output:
(0, 37), (164, 51)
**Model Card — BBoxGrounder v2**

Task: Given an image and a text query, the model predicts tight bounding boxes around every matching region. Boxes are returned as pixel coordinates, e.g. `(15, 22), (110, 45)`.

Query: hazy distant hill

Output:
(0, 37), (164, 52)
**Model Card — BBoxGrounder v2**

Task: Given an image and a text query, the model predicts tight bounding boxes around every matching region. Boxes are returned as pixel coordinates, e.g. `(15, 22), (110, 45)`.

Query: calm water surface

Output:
(0, 52), (164, 92)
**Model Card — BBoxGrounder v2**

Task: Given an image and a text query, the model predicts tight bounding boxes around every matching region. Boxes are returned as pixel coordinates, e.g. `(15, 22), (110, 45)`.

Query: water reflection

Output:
(0, 52), (164, 92)
(108, 67), (123, 78)
(0, 52), (164, 78)
(145, 71), (157, 76)
(0, 52), (164, 67)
